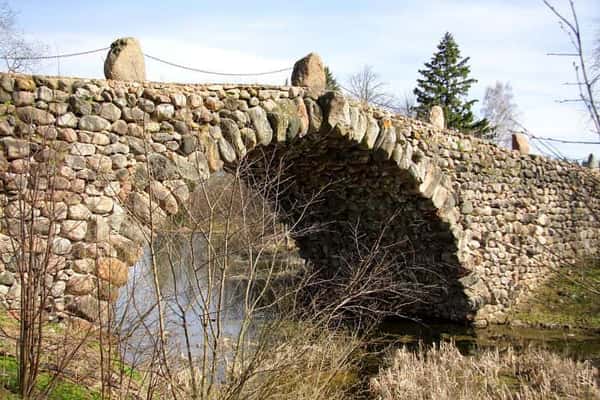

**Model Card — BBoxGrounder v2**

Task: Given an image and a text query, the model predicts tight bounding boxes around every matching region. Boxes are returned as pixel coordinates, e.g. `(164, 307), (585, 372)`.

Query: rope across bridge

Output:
(4, 47), (109, 60)
(144, 53), (292, 77)
(3, 46), (293, 77)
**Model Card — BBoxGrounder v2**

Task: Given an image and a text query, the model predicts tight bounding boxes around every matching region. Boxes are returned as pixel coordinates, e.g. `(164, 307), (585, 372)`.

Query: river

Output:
(115, 233), (600, 382)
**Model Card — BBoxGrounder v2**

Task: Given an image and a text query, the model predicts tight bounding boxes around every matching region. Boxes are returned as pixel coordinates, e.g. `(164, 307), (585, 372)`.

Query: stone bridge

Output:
(0, 70), (598, 326)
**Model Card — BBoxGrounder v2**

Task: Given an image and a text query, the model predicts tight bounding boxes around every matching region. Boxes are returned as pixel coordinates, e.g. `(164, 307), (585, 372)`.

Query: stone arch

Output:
(85, 90), (475, 322)
(230, 91), (475, 320)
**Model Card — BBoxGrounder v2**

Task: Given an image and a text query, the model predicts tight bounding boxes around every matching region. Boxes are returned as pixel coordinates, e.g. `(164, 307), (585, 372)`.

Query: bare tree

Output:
(110, 148), (371, 399)
(398, 91), (417, 118)
(0, 2), (45, 73)
(346, 65), (399, 112)
(594, 30), (600, 69)
(544, 0), (600, 137)
(481, 81), (520, 147)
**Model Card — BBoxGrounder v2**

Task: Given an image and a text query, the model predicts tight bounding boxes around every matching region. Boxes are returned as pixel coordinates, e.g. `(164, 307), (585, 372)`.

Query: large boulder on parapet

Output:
(585, 153), (599, 169)
(512, 133), (530, 155)
(104, 37), (146, 81)
(429, 105), (445, 130)
(291, 53), (326, 92)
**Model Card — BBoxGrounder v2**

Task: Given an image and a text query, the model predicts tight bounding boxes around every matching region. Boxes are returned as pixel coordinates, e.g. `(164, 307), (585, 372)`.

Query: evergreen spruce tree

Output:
(413, 32), (488, 135)
(324, 66), (340, 91)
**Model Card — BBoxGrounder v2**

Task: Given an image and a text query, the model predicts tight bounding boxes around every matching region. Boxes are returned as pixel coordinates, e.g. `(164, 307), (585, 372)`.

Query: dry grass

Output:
(0, 310), (142, 399)
(370, 341), (600, 400)
(146, 321), (364, 400)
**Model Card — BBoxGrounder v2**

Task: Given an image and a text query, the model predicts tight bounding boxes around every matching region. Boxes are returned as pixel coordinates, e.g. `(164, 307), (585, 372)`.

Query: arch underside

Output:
(242, 129), (473, 321)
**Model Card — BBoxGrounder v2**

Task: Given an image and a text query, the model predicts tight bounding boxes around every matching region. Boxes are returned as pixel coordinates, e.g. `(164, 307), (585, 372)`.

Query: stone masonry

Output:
(0, 72), (598, 326)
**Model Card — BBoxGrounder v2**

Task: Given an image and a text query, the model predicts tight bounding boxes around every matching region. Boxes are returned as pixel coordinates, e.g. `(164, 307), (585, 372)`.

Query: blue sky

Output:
(7, 0), (600, 160)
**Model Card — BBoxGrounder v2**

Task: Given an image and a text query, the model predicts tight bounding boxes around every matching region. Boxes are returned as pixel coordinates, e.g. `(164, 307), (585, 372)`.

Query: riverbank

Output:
(1, 257), (598, 399)
(1, 308), (599, 399)
(511, 259), (600, 331)
(0, 310), (141, 399)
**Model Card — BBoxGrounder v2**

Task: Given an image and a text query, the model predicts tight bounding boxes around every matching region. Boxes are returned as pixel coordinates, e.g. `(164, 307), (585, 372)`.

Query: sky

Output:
(6, 0), (600, 160)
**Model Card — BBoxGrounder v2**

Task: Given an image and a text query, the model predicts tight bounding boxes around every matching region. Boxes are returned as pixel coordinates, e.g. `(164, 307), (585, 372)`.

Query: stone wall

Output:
(0, 72), (598, 325)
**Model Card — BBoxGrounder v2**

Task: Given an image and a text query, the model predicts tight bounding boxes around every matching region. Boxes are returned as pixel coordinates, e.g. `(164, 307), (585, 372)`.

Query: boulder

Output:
(318, 91), (350, 134)
(304, 98), (323, 133)
(84, 196), (114, 214)
(429, 106), (445, 130)
(98, 103), (122, 122)
(15, 106), (55, 125)
(146, 153), (179, 181)
(79, 115), (111, 132)
(511, 133), (529, 155)
(585, 153), (599, 169)
(1, 138), (30, 160)
(67, 295), (108, 322)
(248, 106), (273, 145)
(104, 37), (146, 81)
(66, 274), (95, 296)
(220, 118), (246, 157)
(127, 191), (167, 226)
(96, 257), (129, 287)
(61, 220), (88, 241)
(291, 53), (326, 92)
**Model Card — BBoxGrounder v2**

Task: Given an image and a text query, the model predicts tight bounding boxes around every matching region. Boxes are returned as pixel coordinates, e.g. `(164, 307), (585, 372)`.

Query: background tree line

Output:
(325, 0), (599, 147)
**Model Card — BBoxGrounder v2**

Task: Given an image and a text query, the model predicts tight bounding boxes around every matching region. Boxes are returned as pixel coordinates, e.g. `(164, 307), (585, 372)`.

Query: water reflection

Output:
(115, 233), (268, 369)
(377, 318), (600, 367)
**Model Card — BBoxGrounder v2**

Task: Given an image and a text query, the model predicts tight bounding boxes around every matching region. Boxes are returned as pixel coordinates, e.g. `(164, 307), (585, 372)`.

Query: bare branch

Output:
(0, 2), (46, 72)
(345, 65), (401, 113)
(544, 0), (600, 137)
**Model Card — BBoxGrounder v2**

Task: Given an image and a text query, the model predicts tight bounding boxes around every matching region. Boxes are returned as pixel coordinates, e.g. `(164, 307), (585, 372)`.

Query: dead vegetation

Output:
(370, 341), (600, 400)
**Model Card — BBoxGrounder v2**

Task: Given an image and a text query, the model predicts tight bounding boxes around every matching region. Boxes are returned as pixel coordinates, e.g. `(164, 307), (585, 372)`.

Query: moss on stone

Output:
(513, 258), (600, 330)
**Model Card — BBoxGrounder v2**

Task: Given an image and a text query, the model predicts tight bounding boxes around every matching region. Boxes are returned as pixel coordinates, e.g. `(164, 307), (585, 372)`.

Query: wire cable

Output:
(519, 131), (600, 145)
(510, 123), (595, 162)
(2, 47), (110, 61)
(1, 47), (293, 77)
(144, 53), (292, 77)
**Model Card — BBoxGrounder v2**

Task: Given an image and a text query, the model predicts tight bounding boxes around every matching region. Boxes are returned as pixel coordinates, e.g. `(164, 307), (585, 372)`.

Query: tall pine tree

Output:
(413, 32), (488, 134)
(324, 66), (340, 91)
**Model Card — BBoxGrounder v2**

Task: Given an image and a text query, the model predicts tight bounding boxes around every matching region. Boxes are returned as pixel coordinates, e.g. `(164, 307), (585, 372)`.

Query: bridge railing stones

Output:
(104, 38), (146, 81)
(511, 133), (530, 155)
(0, 71), (598, 326)
(291, 53), (327, 93)
(429, 105), (445, 130)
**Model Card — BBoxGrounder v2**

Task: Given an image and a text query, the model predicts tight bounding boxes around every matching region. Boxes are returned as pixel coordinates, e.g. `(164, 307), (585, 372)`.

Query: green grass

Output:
(0, 354), (101, 400)
(112, 359), (142, 384)
(0, 308), (142, 399)
(514, 259), (600, 330)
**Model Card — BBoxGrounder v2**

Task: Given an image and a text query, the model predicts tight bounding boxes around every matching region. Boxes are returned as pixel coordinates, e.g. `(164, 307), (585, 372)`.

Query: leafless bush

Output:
(110, 144), (363, 399)
(290, 213), (447, 328)
(0, 116), (100, 399)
